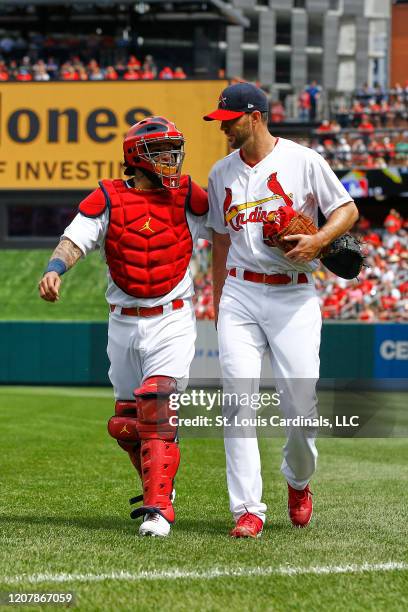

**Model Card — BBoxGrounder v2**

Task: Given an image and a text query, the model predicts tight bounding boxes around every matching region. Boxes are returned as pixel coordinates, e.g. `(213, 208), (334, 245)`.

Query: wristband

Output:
(44, 258), (67, 276)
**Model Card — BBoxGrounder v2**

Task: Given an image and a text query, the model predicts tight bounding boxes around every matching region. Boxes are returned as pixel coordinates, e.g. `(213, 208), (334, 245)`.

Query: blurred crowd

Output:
(297, 128), (408, 170)
(0, 31), (191, 80)
(192, 209), (408, 323)
(318, 209), (407, 322)
(333, 83), (408, 130)
(0, 54), (187, 81)
(268, 80), (408, 128)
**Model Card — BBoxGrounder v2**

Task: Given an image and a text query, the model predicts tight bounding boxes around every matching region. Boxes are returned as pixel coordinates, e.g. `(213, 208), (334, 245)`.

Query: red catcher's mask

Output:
(123, 116), (185, 188)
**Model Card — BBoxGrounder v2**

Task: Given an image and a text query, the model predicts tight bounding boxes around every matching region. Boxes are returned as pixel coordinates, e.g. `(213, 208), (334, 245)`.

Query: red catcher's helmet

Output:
(123, 116), (185, 188)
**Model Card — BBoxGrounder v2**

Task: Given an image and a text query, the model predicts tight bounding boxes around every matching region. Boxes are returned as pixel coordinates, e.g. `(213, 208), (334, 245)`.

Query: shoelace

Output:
(238, 513), (259, 527)
(145, 513), (160, 523)
(290, 487), (313, 509)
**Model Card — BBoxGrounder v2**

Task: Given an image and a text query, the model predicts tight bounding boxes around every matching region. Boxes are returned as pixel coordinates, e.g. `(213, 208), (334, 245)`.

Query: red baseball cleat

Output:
(288, 483), (313, 527)
(230, 512), (263, 538)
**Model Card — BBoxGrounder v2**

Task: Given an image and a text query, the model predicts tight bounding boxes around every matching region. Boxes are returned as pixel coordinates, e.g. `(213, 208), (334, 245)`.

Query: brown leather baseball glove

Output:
(263, 206), (364, 279)
(263, 206), (318, 253)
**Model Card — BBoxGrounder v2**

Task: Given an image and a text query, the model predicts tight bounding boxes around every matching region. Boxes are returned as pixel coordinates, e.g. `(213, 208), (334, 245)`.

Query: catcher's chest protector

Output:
(101, 178), (193, 298)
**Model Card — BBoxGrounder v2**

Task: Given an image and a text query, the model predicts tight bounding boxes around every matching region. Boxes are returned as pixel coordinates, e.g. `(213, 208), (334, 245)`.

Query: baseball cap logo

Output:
(218, 94), (227, 108)
(204, 82), (268, 121)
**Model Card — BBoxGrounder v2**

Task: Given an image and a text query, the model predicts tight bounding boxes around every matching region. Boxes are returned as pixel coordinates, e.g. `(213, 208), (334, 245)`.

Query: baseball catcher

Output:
(39, 116), (209, 537)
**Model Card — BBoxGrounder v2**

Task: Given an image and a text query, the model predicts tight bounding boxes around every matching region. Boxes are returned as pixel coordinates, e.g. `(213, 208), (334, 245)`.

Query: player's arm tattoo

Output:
(48, 238), (83, 270)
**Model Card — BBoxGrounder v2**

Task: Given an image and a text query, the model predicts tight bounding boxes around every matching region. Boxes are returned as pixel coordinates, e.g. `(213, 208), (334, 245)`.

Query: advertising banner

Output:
(374, 323), (408, 378)
(0, 80), (227, 189)
(336, 167), (408, 199)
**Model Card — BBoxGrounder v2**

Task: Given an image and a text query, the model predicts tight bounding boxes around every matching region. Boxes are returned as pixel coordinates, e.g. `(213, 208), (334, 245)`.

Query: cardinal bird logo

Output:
(267, 172), (293, 207)
(223, 187), (232, 225)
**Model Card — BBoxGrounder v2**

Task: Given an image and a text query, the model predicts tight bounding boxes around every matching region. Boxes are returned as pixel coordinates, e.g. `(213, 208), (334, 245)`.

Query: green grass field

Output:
(0, 251), (107, 321)
(0, 387), (407, 611)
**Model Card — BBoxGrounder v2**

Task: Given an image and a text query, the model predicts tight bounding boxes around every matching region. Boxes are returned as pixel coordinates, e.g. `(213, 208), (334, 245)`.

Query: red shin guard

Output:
(130, 376), (180, 522)
(130, 439), (180, 523)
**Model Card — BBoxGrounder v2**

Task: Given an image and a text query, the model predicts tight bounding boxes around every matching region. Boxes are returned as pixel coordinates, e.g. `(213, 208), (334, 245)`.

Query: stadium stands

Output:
(294, 130), (408, 170)
(0, 52), (188, 81)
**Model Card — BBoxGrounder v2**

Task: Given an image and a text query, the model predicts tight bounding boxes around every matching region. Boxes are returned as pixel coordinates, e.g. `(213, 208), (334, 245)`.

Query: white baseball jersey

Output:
(207, 137), (352, 273)
(63, 195), (209, 308)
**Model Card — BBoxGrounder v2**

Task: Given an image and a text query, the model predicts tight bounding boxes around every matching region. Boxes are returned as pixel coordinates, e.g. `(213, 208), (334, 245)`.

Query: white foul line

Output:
(2, 562), (408, 585)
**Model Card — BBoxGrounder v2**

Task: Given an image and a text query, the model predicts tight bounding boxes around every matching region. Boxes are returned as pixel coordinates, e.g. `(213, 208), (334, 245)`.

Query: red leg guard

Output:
(117, 440), (142, 478)
(130, 439), (180, 523)
(134, 376), (178, 440)
(107, 401), (141, 478)
(130, 376), (180, 522)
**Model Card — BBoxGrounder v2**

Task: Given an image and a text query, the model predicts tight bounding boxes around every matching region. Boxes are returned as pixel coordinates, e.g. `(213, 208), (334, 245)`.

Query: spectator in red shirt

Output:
(173, 66), (187, 79)
(384, 209), (402, 234)
(351, 100), (365, 128)
(127, 54), (141, 70)
(140, 68), (155, 80)
(270, 100), (285, 123)
(399, 281), (408, 295)
(105, 66), (118, 80)
(368, 100), (381, 126)
(159, 66), (174, 79)
(358, 114), (375, 145)
(298, 88), (311, 121)
(358, 115), (375, 133)
(359, 307), (375, 322)
(368, 137), (383, 158)
(322, 294), (340, 318)
(381, 295), (397, 311)
(123, 66), (140, 80)
(317, 120), (330, 132)
(0, 61), (8, 81)
(61, 64), (79, 81)
(16, 68), (32, 82)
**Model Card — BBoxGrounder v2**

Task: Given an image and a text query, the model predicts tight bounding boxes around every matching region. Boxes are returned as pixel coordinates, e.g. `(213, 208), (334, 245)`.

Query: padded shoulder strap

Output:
(78, 186), (108, 218)
(79, 180), (125, 218)
(188, 179), (209, 216)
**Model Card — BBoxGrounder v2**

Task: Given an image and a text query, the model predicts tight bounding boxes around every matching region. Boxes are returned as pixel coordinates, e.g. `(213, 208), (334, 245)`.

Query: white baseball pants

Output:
(218, 275), (321, 522)
(107, 300), (196, 399)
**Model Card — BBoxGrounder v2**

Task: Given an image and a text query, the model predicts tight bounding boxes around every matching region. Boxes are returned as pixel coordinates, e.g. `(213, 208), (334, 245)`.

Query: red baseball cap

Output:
(203, 82), (269, 121)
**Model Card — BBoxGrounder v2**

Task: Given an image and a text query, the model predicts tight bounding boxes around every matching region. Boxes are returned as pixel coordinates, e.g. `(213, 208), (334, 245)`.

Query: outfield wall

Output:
(0, 321), (407, 385)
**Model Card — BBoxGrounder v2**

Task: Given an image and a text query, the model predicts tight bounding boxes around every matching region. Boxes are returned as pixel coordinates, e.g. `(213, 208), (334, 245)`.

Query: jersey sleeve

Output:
(62, 209), (108, 255)
(206, 171), (229, 235)
(188, 180), (208, 215)
(309, 152), (353, 219)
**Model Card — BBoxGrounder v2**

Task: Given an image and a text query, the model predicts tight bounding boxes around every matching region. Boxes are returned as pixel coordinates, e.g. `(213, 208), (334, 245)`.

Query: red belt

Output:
(229, 269), (308, 285)
(110, 299), (184, 317)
